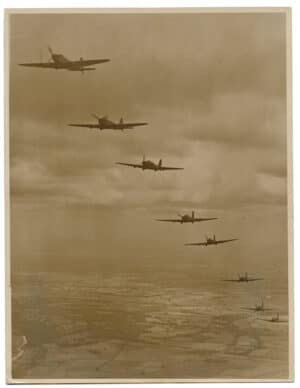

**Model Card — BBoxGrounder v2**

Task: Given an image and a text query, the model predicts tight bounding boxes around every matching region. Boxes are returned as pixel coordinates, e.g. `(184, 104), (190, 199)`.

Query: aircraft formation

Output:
(19, 47), (286, 325)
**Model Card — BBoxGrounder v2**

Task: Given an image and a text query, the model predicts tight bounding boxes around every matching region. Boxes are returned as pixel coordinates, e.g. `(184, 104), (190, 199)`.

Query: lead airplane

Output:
(19, 47), (110, 73)
(223, 272), (264, 283)
(156, 211), (217, 224)
(116, 156), (184, 171)
(69, 114), (148, 131)
(185, 234), (237, 246)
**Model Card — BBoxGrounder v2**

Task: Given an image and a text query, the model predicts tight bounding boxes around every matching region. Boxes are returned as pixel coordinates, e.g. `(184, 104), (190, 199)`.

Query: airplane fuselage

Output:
(51, 54), (90, 71)
(255, 305), (264, 311)
(180, 215), (194, 223)
(52, 54), (69, 64)
(204, 238), (217, 245)
(238, 273), (249, 282)
(271, 314), (280, 322)
(95, 117), (147, 130)
(142, 160), (160, 170)
(116, 158), (182, 171)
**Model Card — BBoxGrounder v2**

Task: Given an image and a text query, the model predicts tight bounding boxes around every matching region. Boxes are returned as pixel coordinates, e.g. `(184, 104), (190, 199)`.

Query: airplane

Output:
(156, 211), (217, 224)
(116, 156), (184, 171)
(185, 234), (237, 246)
(19, 47), (110, 73)
(242, 298), (272, 312)
(223, 272), (264, 283)
(258, 313), (287, 323)
(69, 114), (148, 131)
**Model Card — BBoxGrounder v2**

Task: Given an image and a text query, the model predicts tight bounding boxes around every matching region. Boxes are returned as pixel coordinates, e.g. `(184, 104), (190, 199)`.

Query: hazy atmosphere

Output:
(9, 11), (290, 380)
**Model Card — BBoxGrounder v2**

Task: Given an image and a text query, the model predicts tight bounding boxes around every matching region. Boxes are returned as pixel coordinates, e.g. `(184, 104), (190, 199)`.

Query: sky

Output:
(9, 11), (289, 277)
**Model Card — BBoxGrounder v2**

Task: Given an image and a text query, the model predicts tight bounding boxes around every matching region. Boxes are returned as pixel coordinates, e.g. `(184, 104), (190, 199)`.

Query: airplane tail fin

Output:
(120, 117), (124, 124)
(192, 211), (195, 220)
(158, 159), (162, 168)
(214, 234), (216, 241)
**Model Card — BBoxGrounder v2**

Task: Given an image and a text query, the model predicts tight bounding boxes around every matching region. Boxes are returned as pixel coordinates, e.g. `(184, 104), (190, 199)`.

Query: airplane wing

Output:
(19, 62), (59, 68)
(216, 238), (238, 244)
(185, 242), (207, 246)
(193, 217), (218, 222)
(242, 307), (272, 311)
(68, 123), (99, 129)
(70, 59), (110, 67)
(116, 162), (143, 169)
(156, 219), (182, 222)
(159, 166), (184, 171)
(247, 278), (264, 281)
(222, 279), (241, 282)
(120, 122), (148, 129)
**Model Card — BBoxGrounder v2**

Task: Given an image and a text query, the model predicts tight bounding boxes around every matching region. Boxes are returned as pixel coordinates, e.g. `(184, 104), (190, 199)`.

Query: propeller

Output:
(80, 57), (84, 74)
(92, 114), (107, 120)
(91, 114), (107, 129)
(47, 46), (54, 62)
(92, 113), (100, 121)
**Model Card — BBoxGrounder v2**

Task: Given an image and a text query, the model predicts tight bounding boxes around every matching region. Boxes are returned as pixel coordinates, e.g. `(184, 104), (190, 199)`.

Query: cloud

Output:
(8, 12), (290, 280)
(9, 12), (288, 214)
(10, 12), (286, 124)
(185, 92), (286, 150)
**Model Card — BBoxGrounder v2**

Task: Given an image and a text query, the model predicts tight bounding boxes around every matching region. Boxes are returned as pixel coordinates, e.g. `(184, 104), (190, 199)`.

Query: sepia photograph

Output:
(5, 8), (293, 383)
